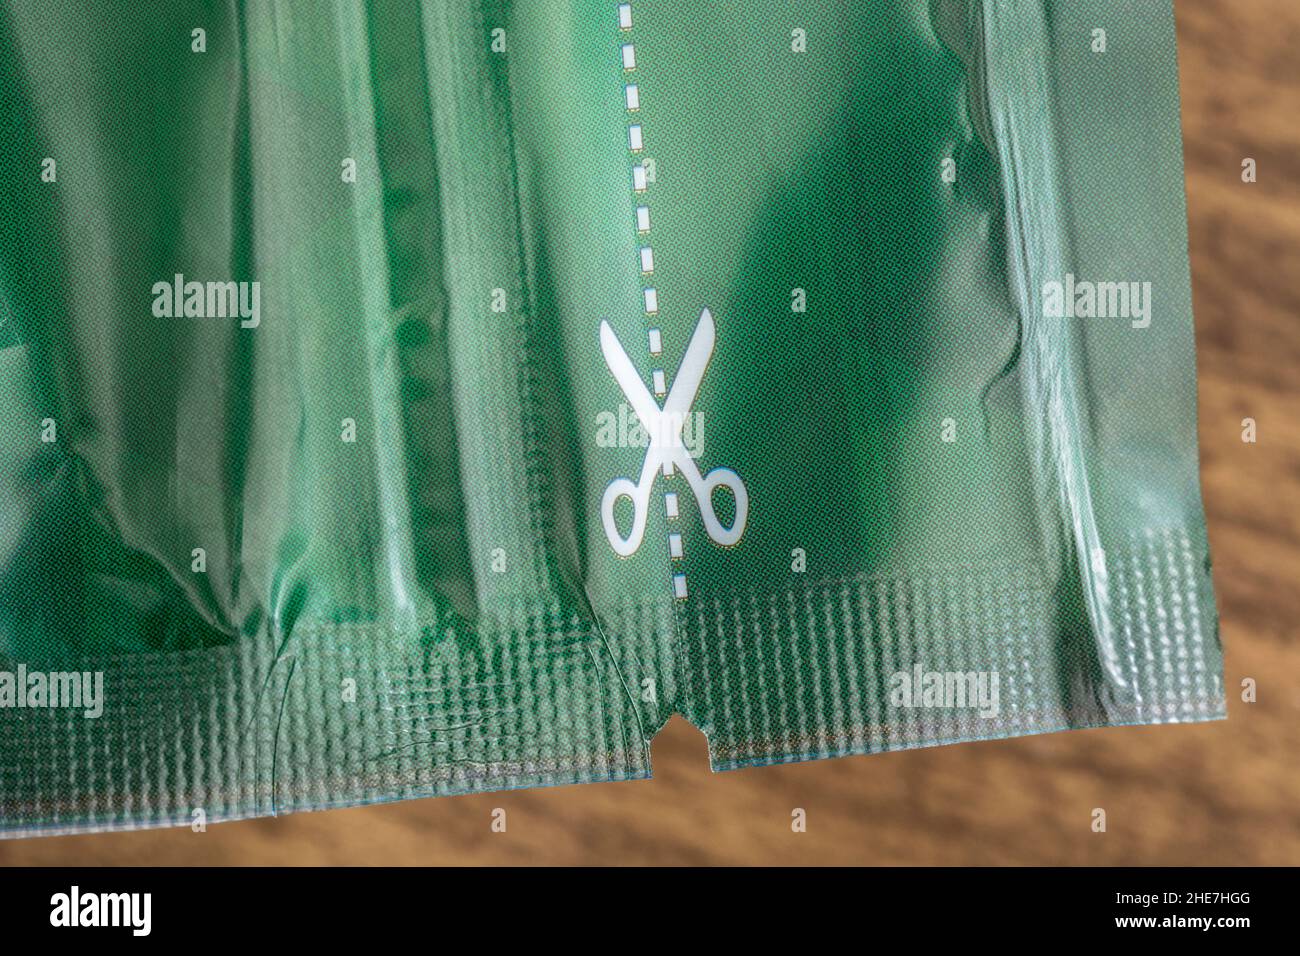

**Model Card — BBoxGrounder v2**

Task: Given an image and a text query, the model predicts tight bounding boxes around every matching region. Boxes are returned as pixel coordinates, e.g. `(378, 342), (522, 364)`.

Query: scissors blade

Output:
(662, 308), (715, 417)
(600, 319), (662, 429)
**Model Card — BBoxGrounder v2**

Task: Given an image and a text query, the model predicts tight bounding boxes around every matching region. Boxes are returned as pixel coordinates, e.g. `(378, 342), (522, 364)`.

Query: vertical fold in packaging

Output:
(977, 0), (1221, 719)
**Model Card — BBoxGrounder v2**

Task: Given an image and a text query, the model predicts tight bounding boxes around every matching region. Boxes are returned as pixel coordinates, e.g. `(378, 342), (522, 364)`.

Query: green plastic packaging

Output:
(0, 0), (1223, 836)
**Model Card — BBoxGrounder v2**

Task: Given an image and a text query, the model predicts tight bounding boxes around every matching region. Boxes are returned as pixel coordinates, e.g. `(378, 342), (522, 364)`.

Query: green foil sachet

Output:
(0, 0), (1223, 836)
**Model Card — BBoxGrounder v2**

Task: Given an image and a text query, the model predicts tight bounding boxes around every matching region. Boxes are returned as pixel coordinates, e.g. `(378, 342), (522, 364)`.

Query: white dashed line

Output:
(615, 3), (686, 601)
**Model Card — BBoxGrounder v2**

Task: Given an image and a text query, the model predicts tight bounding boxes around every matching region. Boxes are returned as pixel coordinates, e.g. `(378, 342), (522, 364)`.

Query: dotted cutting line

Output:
(618, 3), (687, 601)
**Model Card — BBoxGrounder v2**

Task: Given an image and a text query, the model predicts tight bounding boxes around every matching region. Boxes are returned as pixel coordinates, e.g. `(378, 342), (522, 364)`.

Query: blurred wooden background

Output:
(2, 0), (1296, 865)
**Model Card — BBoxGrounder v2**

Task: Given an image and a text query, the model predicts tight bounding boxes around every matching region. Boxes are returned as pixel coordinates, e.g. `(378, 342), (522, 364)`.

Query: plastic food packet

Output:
(0, 0), (1222, 836)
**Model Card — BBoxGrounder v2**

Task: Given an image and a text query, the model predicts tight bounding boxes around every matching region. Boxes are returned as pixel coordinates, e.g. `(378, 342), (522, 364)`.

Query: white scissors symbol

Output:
(600, 308), (748, 557)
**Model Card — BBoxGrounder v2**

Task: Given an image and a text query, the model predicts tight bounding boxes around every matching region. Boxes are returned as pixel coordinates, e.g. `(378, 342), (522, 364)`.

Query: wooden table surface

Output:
(3, 0), (1296, 866)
